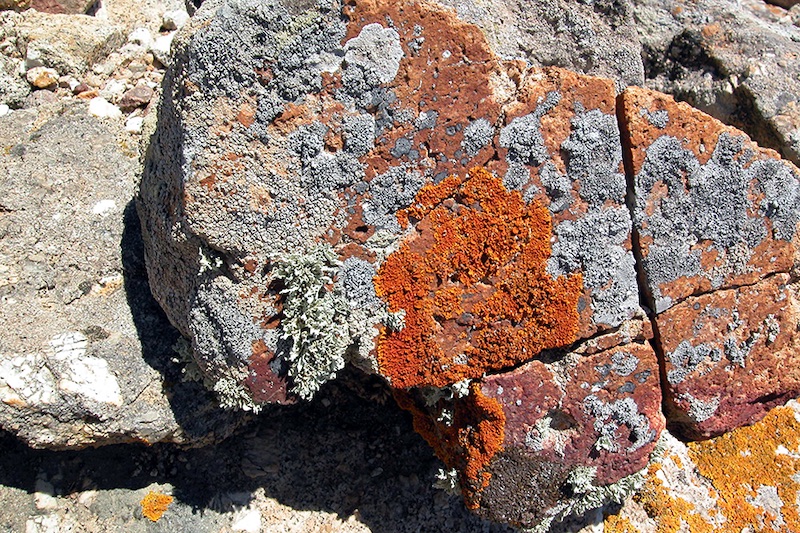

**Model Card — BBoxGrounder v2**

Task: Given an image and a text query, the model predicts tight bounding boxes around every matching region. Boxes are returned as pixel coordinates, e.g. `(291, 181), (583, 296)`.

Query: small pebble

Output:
(0, 104), (9, 117)
(128, 27), (153, 49)
(151, 33), (175, 67)
(88, 97), (122, 119)
(72, 82), (90, 95)
(26, 66), (59, 89)
(125, 116), (144, 133)
(91, 199), (117, 215)
(161, 9), (190, 31)
(119, 85), (154, 112)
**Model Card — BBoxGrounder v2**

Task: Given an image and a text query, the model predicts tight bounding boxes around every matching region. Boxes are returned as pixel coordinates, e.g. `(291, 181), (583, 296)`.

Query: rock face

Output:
(633, 0), (800, 166)
(0, 102), (247, 449)
(137, 0), (800, 529)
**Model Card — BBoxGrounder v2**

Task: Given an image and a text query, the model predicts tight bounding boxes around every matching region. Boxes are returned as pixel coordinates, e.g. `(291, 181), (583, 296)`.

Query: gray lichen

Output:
(583, 395), (655, 453)
(461, 118), (494, 157)
(499, 91), (561, 167)
(342, 114), (376, 157)
(273, 243), (350, 400)
(362, 166), (426, 232)
(666, 340), (721, 385)
(343, 23), (404, 84)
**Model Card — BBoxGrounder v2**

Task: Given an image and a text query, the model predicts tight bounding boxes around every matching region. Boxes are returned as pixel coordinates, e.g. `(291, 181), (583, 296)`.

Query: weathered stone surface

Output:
(621, 86), (800, 312)
(610, 401), (800, 532)
(632, 0), (800, 165)
(659, 274), (800, 439)
(16, 10), (125, 76)
(136, 0), (800, 529)
(398, 324), (663, 529)
(438, 0), (645, 89)
(0, 102), (247, 449)
(30, 0), (95, 14)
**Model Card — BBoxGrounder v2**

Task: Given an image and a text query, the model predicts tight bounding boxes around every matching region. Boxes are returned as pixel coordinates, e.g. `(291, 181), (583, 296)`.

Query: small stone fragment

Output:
(88, 96), (121, 119)
(25, 66), (59, 89)
(118, 85), (153, 112)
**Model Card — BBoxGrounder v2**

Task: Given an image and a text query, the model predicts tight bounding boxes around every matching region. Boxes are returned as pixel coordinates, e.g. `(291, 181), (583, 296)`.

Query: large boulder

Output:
(0, 102), (247, 449)
(137, 0), (800, 528)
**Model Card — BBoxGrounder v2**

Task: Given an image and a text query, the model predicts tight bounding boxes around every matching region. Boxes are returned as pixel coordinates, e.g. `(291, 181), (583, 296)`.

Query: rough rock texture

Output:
(0, 101), (246, 449)
(30, 0), (96, 14)
(137, 0), (800, 528)
(16, 10), (125, 77)
(633, 0), (800, 166)
(609, 400), (800, 533)
(437, 0), (645, 89)
(621, 86), (800, 438)
(0, 0), (29, 11)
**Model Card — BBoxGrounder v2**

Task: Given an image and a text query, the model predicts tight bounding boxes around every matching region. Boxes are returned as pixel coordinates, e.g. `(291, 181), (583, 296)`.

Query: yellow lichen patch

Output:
(140, 491), (174, 522)
(688, 404), (800, 532)
(375, 167), (583, 388)
(603, 513), (640, 533)
(632, 462), (714, 533)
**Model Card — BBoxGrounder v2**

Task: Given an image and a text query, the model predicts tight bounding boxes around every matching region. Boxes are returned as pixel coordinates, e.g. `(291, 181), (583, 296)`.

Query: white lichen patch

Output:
(343, 23), (404, 84)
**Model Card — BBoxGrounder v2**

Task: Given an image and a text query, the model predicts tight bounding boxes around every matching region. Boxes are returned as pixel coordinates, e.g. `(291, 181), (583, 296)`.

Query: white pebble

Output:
(91, 199), (116, 215)
(128, 27), (153, 49)
(125, 116), (144, 133)
(151, 33), (175, 67)
(231, 508), (262, 532)
(88, 97), (122, 119)
(162, 9), (190, 31)
(100, 79), (128, 101)
(0, 104), (9, 117)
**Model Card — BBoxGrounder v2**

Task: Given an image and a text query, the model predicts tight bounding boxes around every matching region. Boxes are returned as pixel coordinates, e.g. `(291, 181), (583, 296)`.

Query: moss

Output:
(375, 167), (583, 388)
(140, 491), (174, 522)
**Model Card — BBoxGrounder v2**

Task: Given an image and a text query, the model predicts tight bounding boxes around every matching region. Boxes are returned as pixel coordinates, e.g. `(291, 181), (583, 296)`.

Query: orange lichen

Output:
(603, 513), (640, 533)
(632, 462), (714, 533)
(395, 383), (506, 508)
(375, 167), (583, 388)
(140, 491), (174, 522)
(687, 405), (800, 532)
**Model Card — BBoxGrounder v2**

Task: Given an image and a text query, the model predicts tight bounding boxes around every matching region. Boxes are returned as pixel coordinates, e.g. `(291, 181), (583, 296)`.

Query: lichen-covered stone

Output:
(137, 0), (800, 529)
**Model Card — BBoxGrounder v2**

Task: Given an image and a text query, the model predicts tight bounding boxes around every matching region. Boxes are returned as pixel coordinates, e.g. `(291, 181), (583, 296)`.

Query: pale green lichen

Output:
(433, 467), (461, 496)
(273, 243), (350, 400)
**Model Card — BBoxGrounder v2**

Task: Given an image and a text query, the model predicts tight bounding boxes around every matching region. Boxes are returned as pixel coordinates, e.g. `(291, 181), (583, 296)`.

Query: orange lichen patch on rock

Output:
(140, 491), (174, 522)
(632, 462), (716, 533)
(688, 403), (800, 532)
(395, 383), (505, 508)
(603, 513), (641, 533)
(375, 167), (583, 388)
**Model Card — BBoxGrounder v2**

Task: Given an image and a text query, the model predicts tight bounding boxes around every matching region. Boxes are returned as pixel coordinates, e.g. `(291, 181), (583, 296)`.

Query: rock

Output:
(611, 400), (800, 532)
(620, 86), (800, 438)
(25, 66), (58, 88)
(87, 95), (121, 118)
(0, 0), (29, 11)
(0, 54), (29, 107)
(137, 0), (800, 529)
(437, 0), (645, 89)
(118, 84), (153, 112)
(150, 32), (173, 66)
(0, 103), (9, 115)
(29, 0), (95, 14)
(124, 114), (143, 132)
(16, 10), (125, 77)
(632, 0), (800, 165)
(98, 0), (186, 34)
(127, 26), (153, 50)
(161, 9), (189, 31)
(0, 102), (247, 449)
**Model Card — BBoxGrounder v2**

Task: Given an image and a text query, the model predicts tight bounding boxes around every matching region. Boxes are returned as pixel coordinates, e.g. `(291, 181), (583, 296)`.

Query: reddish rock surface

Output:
(659, 274), (800, 439)
(30, 0), (94, 14)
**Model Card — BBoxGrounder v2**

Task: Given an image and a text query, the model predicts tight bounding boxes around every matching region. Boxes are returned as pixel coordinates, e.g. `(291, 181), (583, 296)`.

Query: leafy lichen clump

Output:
(273, 243), (350, 400)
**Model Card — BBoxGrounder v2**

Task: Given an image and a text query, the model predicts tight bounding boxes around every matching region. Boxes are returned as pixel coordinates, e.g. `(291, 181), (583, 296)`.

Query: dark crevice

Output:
(615, 91), (674, 430)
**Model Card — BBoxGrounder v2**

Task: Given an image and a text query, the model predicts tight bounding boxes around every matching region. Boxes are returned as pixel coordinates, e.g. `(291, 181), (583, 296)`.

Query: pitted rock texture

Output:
(138, 0), (800, 529)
